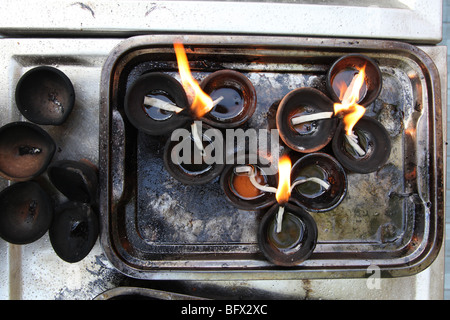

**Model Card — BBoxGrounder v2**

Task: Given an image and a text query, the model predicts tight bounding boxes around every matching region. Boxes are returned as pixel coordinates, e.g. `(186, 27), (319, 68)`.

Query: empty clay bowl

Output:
(49, 201), (99, 263)
(0, 181), (53, 244)
(15, 66), (75, 125)
(47, 159), (98, 204)
(0, 121), (56, 181)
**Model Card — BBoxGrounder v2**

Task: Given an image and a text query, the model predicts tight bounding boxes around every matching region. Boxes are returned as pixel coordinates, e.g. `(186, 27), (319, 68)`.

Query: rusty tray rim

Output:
(98, 34), (444, 280)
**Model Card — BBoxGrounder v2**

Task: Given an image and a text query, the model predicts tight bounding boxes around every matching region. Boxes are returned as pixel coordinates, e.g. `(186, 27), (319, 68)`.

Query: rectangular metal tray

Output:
(99, 35), (444, 280)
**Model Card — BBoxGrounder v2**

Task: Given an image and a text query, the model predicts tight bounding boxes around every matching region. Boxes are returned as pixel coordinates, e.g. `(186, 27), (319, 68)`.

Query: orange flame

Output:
(276, 155), (292, 205)
(174, 42), (213, 118)
(333, 65), (367, 136)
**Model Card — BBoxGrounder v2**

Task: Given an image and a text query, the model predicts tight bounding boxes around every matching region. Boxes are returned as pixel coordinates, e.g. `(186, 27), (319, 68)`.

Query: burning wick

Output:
(275, 156), (291, 233)
(290, 65), (368, 156)
(237, 160), (330, 233)
(235, 166), (330, 195)
(174, 42), (217, 119)
(143, 96), (224, 114)
(345, 133), (365, 156)
(333, 65), (367, 156)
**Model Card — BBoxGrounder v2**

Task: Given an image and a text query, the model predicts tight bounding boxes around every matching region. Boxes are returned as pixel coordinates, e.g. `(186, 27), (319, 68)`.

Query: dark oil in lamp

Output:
(332, 116), (391, 174)
(258, 203), (318, 267)
(142, 90), (177, 121)
(267, 211), (305, 252)
(209, 87), (244, 121)
(200, 69), (256, 128)
(289, 106), (321, 136)
(293, 164), (328, 199)
(178, 135), (213, 175)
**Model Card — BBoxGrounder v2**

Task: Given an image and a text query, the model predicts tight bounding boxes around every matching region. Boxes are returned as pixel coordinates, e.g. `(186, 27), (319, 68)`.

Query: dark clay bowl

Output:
(220, 153), (277, 211)
(49, 201), (99, 263)
(258, 202), (317, 267)
(47, 159), (98, 205)
(124, 72), (190, 136)
(290, 153), (347, 212)
(200, 69), (256, 128)
(332, 116), (391, 174)
(15, 66), (75, 125)
(0, 181), (53, 244)
(163, 122), (225, 185)
(0, 121), (56, 181)
(276, 87), (338, 153)
(326, 54), (382, 107)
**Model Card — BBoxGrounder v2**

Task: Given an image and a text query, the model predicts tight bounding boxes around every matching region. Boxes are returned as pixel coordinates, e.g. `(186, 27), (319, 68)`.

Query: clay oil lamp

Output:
(332, 116), (391, 174)
(163, 121), (225, 185)
(161, 43), (231, 185)
(329, 62), (390, 173)
(49, 201), (99, 263)
(220, 153), (277, 210)
(276, 88), (338, 153)
(15, 66), (75, 125)
(124, 72), (191, 135)
(327, 53), (382, 107)
(290, 153), (347, 212)
(200, 69), (256, 128)
(0, 121), (56, 181)
(0, 181), (53, 244)
(257, 155), (318, 267)
(47, 159), (98, 205)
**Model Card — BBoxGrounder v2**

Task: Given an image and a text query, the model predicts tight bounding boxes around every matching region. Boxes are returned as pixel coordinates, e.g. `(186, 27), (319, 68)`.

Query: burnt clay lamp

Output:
(332, 116), (391, 174)
(0, 121), (56, 181)
(163, 122), (225, 185)
(49, 201), (99, 263)
(327, 53), (382, 107)
(47, 159), (98, 205)
(258, 202), (318, 267)
(15, 66), (75, 125)
(290, 153), (347, 212)
(276, 87), (338, 153)
(0, 181), (53, 244)
(124, 72), (191, 136)
(200, 69), (257, 128)
(255, 155), (318, 266)
(220, 153), (277, 210)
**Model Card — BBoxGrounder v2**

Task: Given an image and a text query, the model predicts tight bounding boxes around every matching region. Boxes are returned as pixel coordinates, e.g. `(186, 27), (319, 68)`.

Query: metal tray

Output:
(99, 35), (444, 280)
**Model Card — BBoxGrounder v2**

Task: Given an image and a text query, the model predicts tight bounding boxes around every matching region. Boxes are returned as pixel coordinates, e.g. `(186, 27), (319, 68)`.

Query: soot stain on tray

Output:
(136, 132), (259, 244)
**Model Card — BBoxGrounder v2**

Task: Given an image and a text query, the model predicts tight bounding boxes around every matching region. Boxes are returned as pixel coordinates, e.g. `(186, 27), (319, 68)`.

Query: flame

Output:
(333, 65), (367, 136)
(275, 155), (292, 205)
(174, 42), (214, 118)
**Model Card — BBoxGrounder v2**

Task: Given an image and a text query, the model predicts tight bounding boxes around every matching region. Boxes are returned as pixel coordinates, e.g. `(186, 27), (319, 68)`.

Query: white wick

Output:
(276, 205), (285, 233)
(143, 96), (184, 113)
(235, 165), (277, 194)
(345, 132), (366, 156)
(191, 121), (205, 155)
(143, 96), (224, 114)
(212, 96), (224, 107)
(290, 177), (330, 192)
(291, 111), (333, 125)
